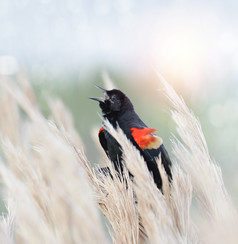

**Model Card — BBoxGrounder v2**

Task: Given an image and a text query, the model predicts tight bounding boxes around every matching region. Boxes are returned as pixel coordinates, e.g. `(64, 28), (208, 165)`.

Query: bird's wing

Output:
(99, 127), (128, 176)
(130, 127), (163, 150)
(98, 127), (123, 168)
(130, 127), (172, 183)
(98, 127), (109, 157)
(144, 145), (172, 182)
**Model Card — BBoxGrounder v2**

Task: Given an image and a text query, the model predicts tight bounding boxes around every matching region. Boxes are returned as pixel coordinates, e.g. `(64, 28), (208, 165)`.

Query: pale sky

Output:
(0, 0), (238, 90)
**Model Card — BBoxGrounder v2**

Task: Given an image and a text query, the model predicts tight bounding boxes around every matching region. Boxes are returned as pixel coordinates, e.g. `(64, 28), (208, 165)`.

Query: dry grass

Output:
(0, 73), (237, 244)
(158, 73), (238, 243)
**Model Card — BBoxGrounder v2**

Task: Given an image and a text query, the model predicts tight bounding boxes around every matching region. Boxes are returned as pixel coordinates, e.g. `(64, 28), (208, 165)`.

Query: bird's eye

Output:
(109, 94), (116, 103)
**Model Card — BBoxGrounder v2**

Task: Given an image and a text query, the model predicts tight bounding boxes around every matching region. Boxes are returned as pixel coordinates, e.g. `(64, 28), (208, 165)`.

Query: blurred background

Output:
(0, 0), (238, 204)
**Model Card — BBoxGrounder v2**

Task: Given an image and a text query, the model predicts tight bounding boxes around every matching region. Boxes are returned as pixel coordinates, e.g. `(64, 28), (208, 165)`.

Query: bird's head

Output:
(89, 86), (133, 117)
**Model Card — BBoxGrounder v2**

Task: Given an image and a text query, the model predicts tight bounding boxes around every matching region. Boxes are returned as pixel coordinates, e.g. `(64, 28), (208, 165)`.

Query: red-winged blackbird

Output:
(90, 86), (172, 190)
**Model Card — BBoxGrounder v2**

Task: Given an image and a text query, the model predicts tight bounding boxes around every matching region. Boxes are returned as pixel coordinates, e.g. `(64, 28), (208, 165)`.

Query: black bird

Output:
(90, 86), (172, 190)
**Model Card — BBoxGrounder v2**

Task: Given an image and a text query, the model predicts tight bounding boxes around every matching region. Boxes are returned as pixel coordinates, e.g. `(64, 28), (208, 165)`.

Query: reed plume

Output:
(0, 73), (236, 244)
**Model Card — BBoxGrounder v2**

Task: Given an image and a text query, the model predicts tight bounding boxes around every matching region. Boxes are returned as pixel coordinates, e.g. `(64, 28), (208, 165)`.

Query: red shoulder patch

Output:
(98, 127), (104, 135)
(131, 127), (163, 150)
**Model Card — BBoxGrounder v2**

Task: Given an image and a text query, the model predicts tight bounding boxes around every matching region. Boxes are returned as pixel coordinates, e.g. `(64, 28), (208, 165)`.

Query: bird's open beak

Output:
(94, 85), (107, 92)
(89, 85), (108, 103)
(89, 97), (105, 103)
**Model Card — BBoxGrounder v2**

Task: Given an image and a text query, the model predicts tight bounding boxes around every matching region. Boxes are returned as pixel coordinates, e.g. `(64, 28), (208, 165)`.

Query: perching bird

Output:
(90, 86), (172, 190)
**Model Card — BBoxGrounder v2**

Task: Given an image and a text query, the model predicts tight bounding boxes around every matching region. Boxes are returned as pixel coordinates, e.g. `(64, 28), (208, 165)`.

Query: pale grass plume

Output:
(158, 72), (238, 243)
(102, 71), (117, 90)
(70, 137), (140, 243)
(0, 76), (108, 243)
(91, 162), (139, 244)
(0, 71), (237, 244)
(0, 77), (21, 146)
(104, 121), (197, 243)
(48, 98), (84, 149)
(15, 67), (37, 106)
(0, 199), (15, 244)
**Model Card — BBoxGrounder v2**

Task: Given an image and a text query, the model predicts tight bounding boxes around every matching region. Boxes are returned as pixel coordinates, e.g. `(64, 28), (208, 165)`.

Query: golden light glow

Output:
(153, 29), (206, 90)
(163, 33), (204, 70)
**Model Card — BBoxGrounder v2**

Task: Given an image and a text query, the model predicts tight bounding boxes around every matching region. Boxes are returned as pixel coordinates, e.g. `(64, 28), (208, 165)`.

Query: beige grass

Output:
(158, 73), (238, 243)
(0, 73), (237, 244)
(0, 77), (108, 244)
